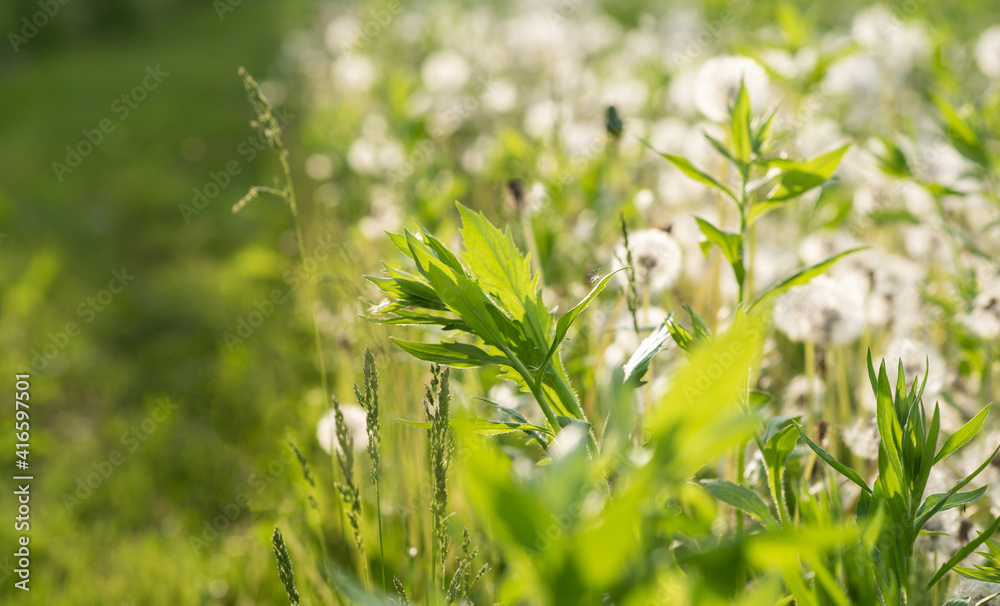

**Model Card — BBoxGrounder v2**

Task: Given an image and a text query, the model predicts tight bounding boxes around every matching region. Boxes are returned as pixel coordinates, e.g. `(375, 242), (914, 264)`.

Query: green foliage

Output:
(369, 202), (617, 441)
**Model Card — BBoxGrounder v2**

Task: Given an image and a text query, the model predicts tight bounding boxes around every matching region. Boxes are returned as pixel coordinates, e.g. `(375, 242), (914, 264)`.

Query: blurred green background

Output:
(0, 0), (994, 604)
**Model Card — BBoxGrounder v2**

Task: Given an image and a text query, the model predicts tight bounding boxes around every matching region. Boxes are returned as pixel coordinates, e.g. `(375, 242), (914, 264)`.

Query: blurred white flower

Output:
(614, 228), (682, 293)
(774, 275), (866, 345)
(783, 375), (826, 418)
(693, 56), (770, 122)
(316, 404), (368, 455)
(976, 25), (1000, 78)
(332, 54), (377, 94)
(421, 50), (471, 93)
(960, 283), (1000, 340)
(843, 418), (880, 461)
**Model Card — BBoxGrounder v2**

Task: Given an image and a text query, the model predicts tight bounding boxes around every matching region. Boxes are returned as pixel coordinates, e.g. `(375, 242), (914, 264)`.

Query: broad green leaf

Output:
(731, 80), (752, 165)
(935, 404), (992, 464)
(700, 479), (778, 529)
(795, 423), (871, 494)
(389, 338), (507, 368)
(751, 247), (866, 310)
(928, 516), (1000, 588)
(456, 203), (552, 349)
(640, 139), (737, 202)
(647, 311), (768, 477)
(916, 444), (1000, 531)
(767, 144), (851, 202)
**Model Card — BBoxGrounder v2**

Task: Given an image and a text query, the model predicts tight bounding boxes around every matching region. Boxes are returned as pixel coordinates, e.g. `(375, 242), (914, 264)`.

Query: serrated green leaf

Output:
(389, 338), (508, 368)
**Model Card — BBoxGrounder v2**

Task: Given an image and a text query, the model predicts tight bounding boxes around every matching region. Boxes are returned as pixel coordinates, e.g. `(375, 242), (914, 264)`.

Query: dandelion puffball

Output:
(976, 25), (1000, 78)
(774, 275), (866, 345)
(614, 228), (682, 293)
(959, 283), (1000, 340)
(316, 404), (369, 455)
(693, 56), (770, 122)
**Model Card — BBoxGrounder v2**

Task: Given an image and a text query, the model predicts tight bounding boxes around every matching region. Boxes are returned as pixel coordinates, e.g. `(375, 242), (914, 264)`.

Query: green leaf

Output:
(538, 268), (626, 386)
(751, 247), (865, 310)
(935, 404), (992, 464)
(916, 444), (1000, 531)
(767, 144), (851, 202)
(763, 424), (799, 470)
(640, 139), (737, 202)
(456, 203), (552, 350)
(794, 423), (871, 495)
(700, 479), (778, 529)
(695, 217), (745, 287)
(389, 338), (508, 368)
(623, 320), (673, 386)
(928, 516), (1000, 588)
(731, 80), (752, 166)
(930, 94), (988, 167)
(915, 485), (988, 521)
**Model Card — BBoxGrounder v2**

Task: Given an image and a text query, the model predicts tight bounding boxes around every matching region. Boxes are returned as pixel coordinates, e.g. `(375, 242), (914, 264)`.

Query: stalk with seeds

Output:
(393, 576), (410, 606)
(618, 213), (641, 337)
(234, 68), (349, 555)
(424, 363), (453, 594)
(354, 348), (385, 589)
(332, 396), (368, 589)
(271, 527), (301, 606)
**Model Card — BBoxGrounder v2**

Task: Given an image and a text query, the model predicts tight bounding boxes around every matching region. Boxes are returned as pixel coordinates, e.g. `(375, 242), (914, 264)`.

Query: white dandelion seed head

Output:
(693, 56), (770, 122)
(332, 54), (377, 94)
(421, 50), (471, 93)
(881, 337), (945, 398)
(316, 404), (369, 455)
(843, 418), (880, 461)
(783, 375), (826, 418)
(774, 275), (866, 345)
(959, 282), (1000, 340)
(614, 229), (682, 294)
(976, 25), (1000, 78)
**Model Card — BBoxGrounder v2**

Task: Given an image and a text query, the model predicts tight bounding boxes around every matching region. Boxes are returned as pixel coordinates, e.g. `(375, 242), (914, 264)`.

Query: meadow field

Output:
(2, 0), (1000, 604)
